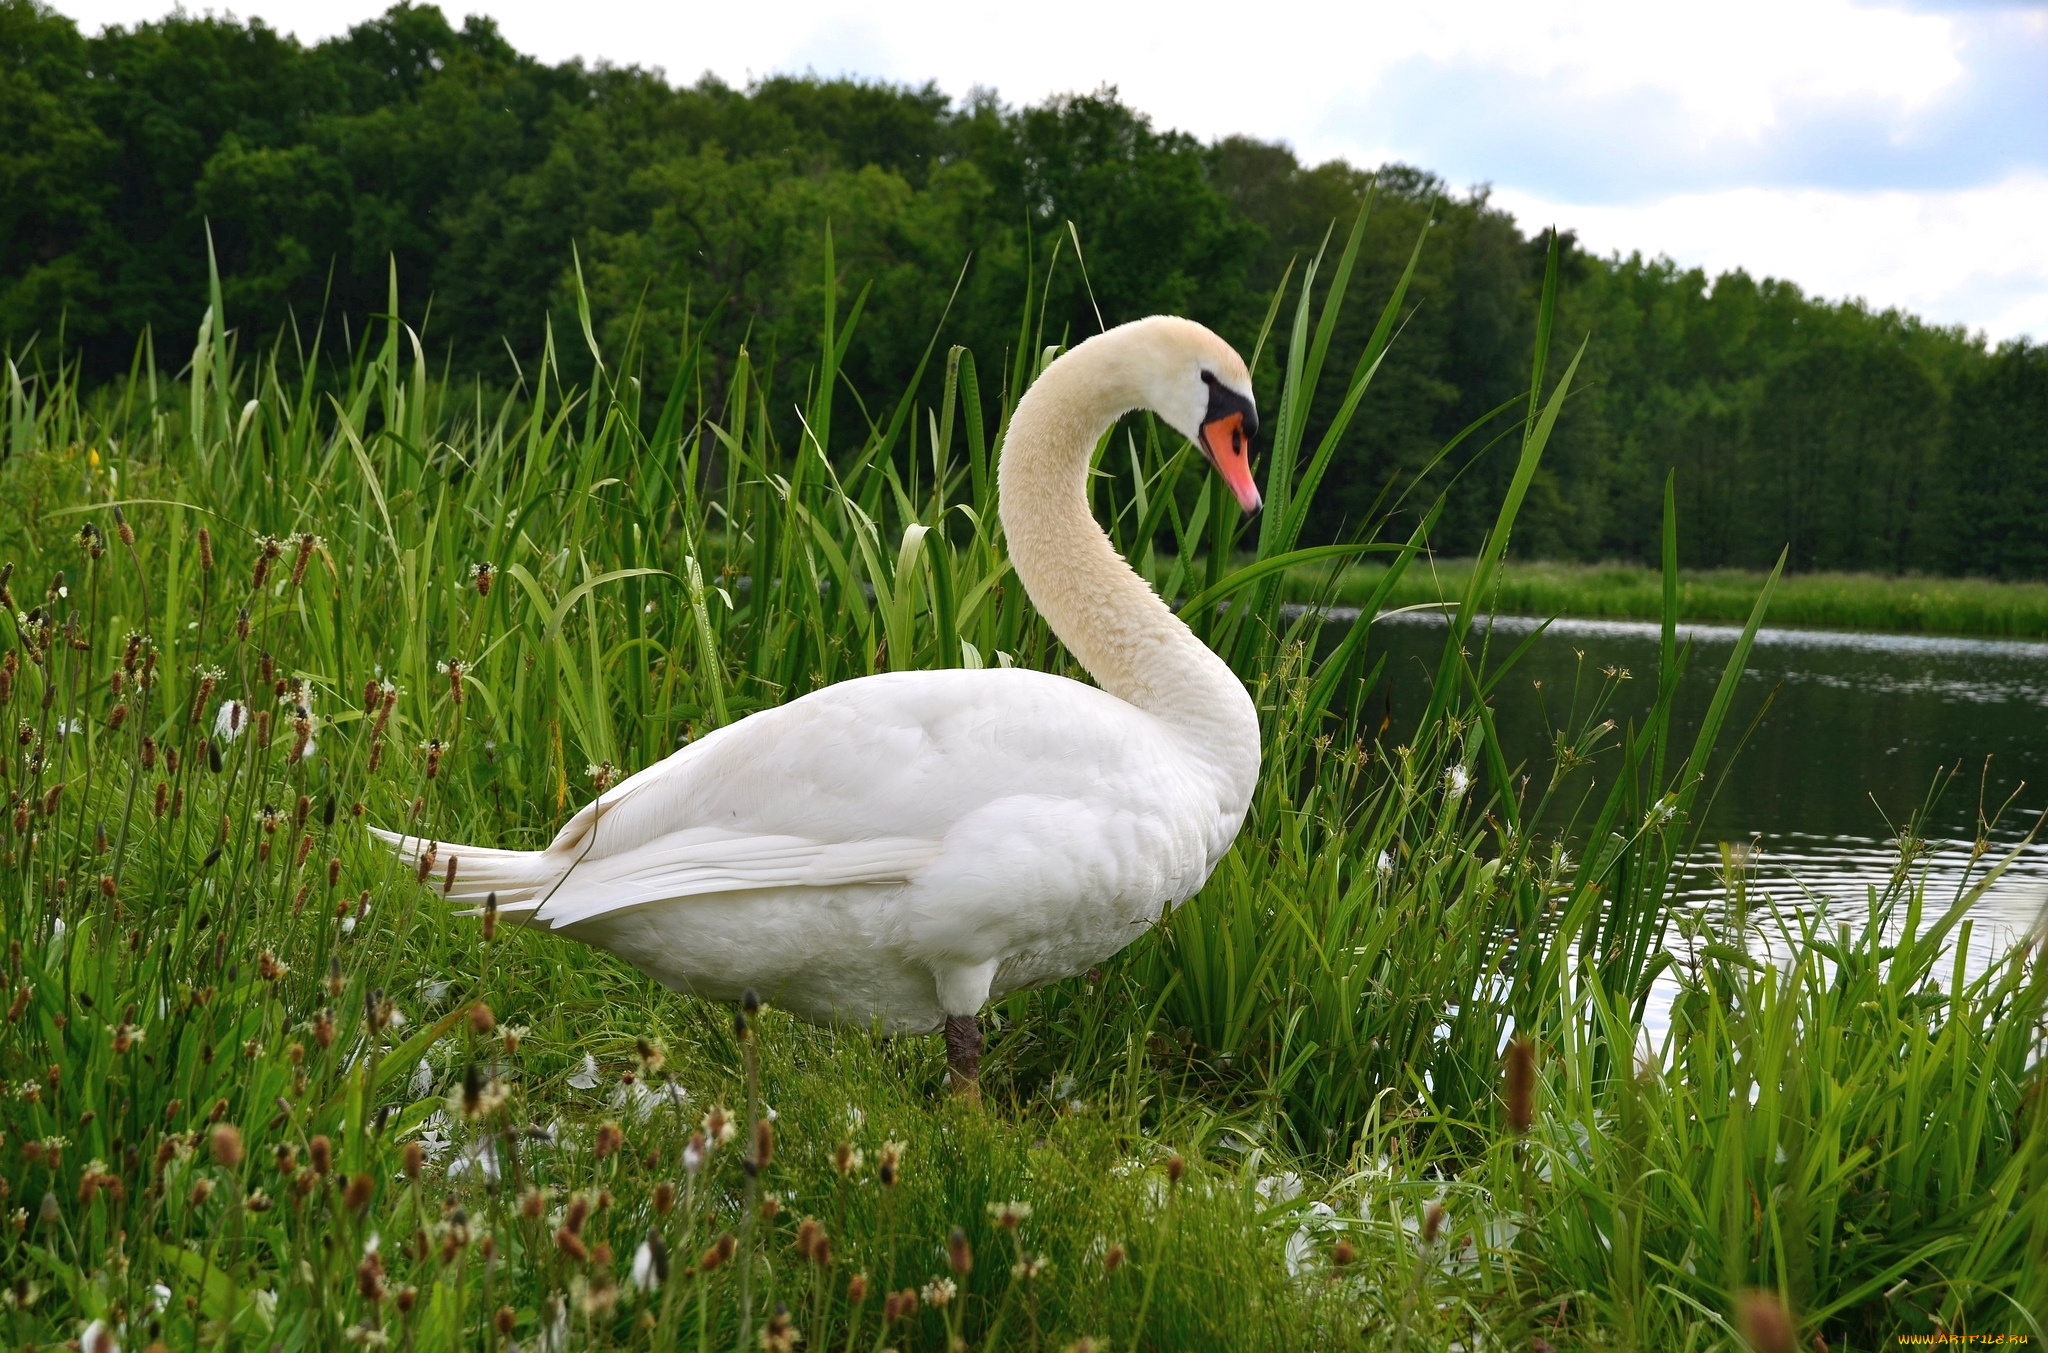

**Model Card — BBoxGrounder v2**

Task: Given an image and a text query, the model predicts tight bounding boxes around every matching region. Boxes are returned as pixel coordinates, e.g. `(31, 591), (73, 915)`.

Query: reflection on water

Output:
(1347, 611), (2048, 970)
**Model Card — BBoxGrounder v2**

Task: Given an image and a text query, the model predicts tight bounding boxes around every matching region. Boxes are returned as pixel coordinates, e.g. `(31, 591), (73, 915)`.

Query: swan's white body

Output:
(379, 316), (1262, 1034)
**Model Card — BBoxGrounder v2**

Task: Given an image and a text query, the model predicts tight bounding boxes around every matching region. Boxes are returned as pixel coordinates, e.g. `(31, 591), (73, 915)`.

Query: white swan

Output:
(377, 316), (1264, 1092)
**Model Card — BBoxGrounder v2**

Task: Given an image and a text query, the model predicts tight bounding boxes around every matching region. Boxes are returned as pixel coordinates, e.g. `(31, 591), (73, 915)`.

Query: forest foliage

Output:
(4, 0), (2045, 576)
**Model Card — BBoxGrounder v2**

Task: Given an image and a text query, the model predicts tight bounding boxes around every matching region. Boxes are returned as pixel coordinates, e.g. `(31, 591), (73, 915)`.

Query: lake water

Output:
(1353, 611), (2048, 977)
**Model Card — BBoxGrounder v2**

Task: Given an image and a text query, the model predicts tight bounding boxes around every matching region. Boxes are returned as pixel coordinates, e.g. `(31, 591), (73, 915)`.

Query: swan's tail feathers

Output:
(367, 827), (562, 914)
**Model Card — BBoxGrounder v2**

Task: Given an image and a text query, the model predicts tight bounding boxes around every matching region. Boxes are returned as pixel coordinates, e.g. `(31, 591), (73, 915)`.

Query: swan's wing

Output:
(509, 830), (941, 928)
(506, 668), (1189, 928)
(539, 668), (1177, 862)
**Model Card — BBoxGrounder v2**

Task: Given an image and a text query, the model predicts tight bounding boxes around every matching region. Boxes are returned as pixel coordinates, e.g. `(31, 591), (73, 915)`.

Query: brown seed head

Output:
(209, 1122), (244, 1168)
(1166, 1154), (1186, 1185)
(1104, 1242), (1126, 1273)
(847, 1272), (869, 1304)
(594, 1122), (624, 1161)
(403, 1141), (425, 1180)
(1421, 1201), (1446, 1247)
(1506, 1035), (1536, 1135)
(357, 1251), (386, 1303)
(1332, 1238), (1357, 1267)
(751, 1117), (773, 1171)
(699, 1230), (737, 1272)
(343, 1172), (374, 1213)
(308, 1134), (333, 1176)
(948, 1226), (972, 1276)
(395, 1287), (417, 1315)
(1736, 1290), (1798, 1353)
(564, 1194), (590, 1235)
(495, 1306), (515, 1336)
(469, 1001), (495, 1035)
(521, 1186), (547, 1218)
(653, 1180), (677, 1214)
(795, 1216), (825, 1261)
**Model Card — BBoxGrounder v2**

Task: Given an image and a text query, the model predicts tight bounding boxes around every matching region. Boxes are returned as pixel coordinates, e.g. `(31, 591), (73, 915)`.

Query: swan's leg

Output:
(933, 959), (999, 1103)
(944, 1014), (982, 1101)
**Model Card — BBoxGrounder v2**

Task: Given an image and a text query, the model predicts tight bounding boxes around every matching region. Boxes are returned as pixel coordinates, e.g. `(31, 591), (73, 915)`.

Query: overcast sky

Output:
(58, 0), (2048, 341)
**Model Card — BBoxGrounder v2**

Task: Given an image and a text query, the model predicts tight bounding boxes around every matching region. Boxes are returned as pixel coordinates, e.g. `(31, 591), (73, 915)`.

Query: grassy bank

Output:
(1, 218), (2043, 1352)
(1302, 558), (2048, 638)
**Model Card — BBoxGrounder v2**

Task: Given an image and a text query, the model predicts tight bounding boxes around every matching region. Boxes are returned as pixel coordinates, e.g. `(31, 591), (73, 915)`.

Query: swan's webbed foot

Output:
(944, 1013), (981, 1103)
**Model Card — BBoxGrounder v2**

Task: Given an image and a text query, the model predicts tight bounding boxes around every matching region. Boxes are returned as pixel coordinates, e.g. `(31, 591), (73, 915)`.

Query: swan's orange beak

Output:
(1200, 412), (1262, 515)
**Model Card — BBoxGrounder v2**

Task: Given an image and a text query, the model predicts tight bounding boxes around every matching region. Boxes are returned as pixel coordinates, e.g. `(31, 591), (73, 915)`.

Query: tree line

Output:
(4, 0), (2043, 576)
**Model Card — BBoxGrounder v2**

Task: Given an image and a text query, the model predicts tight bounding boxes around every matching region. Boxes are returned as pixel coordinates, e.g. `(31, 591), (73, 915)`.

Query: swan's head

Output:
(1126, 316), (1262, 515)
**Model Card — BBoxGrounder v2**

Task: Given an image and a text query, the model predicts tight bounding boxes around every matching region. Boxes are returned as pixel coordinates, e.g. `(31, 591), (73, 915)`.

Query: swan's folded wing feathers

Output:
(522, 832), (941, 928)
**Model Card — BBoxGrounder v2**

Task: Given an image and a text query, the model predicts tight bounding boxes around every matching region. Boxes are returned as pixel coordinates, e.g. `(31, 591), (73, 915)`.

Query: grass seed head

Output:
(699, 1231), (737, 1272)
(1736, 1290), (1797, 1353)
(309, 1135), (332, 1176)
(847, 1273), (869, 1304)
(948, 1226), (972, 1275)
(469, 1001), (494, 1035)
(208, 1123), (243, 1168)
(1104, 1242), (1126, 1273)
(1422, 1200), (1446, 1247)
(1506, 1035), (1536, 1134)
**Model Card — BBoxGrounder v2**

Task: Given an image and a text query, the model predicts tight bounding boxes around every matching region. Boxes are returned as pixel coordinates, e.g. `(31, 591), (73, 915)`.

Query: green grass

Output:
(1303, 557), (2048, 639)
(0, 212), (2042, 1352)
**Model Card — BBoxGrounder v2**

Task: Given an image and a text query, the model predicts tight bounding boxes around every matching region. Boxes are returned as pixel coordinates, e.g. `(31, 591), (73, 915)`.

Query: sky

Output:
(57, 0), (2048, 342)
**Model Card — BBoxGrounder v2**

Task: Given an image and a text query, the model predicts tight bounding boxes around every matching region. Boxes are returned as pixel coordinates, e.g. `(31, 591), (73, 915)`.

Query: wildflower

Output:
(213, 699), (249, 743)
(989, 1200), (1032, 1230)
(344, 1173), (375, 1213)
(209, 1123), (244, 1168)
(795, 1216), (828, 1264)
(1444, 765), (1471, 797)
(921, 1278), (956, 1308)
(471, 562), (494, 596)
(81, 1319), (119, 1353)
(494, 1307), (515, 1336)
(883, 1288), (919, 1323)
(635, 1036), (665, 1073)
(748, 1117), (773, 1173)
(502, 1024), (526, 1056)
(1421, 1200), (1446, 1247)
(682, 1132), (707, 1175)
(759, 1303), (798, 1353)
(1104, 1242), (1126, 1273)
(587, 762), (618, 792)
(877, 1139), (904, 1187)
(187, 1178), (214, 1208)
(702, 1105), (735, 1146)
(594, 1122), (624, 1160)
(1011, 1252), (1049, 1280)
(848, 1272), (869, 1304)
(469, 1001), (495, 1035)
(1166, 1154), (1186, 1185)
(948, 1226), (972, 1275)
(834, 1142), (863, 1175)
(631, 1232), (668, 1291)
(309, 1135), (333, 1176)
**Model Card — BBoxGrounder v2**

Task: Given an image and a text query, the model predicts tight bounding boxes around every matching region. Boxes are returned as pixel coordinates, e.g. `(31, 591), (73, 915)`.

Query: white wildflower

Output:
(1444, 765), (1471, 797)
(631, 1239), (660, 1292)
(213, 699), (250, 743)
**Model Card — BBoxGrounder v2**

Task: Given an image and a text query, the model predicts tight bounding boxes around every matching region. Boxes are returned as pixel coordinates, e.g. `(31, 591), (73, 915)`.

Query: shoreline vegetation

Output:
(1287, 557), (2048, 639)
(0, 221), (2041, 1350)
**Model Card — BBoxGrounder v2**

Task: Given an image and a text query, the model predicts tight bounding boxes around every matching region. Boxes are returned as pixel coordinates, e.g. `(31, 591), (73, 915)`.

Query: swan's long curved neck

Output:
(997, 331), (1256, 757)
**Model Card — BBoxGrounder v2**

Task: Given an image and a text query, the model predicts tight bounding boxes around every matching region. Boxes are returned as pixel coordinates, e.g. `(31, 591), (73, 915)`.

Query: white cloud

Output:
(1492, 170), (2048, 343)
